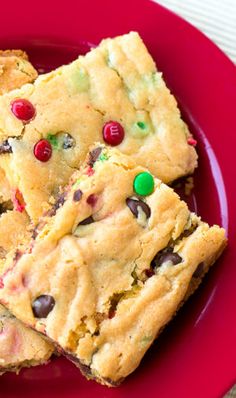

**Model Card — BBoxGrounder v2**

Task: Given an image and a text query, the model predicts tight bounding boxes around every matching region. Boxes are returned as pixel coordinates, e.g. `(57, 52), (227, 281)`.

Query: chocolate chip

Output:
(0, 140), (12, 155)
(88, 147), (102, 167)
(126, 198), (151, 219)
(62, 133), (75, 149)
(145, 268), (155, 278)
(181, 229), (193, 238)
(79, 216), (94, 225)
(73, 189), (83, 202)
(108, 309), (116, 319)
(193, 262), (204, 278)
(32, 295), (55, 318)
(151, 249), (182, 269)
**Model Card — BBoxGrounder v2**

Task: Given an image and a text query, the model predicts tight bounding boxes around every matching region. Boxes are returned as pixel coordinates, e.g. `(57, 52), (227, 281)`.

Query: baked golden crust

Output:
(0, 145), (226, 384)
(0, 50), (37, 95)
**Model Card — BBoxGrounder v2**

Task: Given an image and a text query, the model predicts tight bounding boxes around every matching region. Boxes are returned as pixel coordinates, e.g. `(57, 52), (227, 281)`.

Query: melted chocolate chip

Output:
(179, 224), (198, 239)
(88, 147), (102, 167)
(145, 268), (155, 278)
(181, 229), (193, 238)
(73, 189), (83, 202)
(79, 216), (94, 225)
(63, 133), (75, 149)
(193, 262), (205, 278)
(126, 198), (151, 219)
(0, 140), (12, 155)
(32, 295), (55, 318)
(108, 308), (116, 319)
(151, 249), (182, 269)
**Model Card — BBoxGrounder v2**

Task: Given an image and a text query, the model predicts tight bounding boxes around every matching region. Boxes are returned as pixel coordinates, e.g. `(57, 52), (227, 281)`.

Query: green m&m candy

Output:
(133, 172), (154, 196)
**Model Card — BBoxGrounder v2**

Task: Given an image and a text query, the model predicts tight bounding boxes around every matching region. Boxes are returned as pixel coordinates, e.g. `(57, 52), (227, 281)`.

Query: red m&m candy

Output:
(187, 137), (197, 146)
(34, 140), (52, 162)
(12, 189), (26, 213)
(11, 99), (36, 122)
(102, 121), (124, 146)
(87, 194), (98, 207)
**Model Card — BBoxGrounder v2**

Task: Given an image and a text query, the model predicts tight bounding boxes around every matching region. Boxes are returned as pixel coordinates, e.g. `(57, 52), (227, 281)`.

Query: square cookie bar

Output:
(0, 209), (55, 375)
(0, 145), (226, 385)
(0, 32), (197, 222)
(0, 51), (54, 374)
(0, 304), (53, 375)
(0, 208), (54, 375)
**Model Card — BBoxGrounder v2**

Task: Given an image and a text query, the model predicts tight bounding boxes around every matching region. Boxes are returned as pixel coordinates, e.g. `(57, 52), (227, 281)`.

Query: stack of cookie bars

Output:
(0, 33), (226, 385)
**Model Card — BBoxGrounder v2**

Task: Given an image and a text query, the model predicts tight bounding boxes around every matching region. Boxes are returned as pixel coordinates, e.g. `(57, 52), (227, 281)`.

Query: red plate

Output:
(0, 1), (236, 397)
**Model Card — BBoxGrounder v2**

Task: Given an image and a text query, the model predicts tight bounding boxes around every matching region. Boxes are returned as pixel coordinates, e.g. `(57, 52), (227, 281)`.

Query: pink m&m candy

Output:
(102, 121), (124, 146)
(11, 99), (36, 122)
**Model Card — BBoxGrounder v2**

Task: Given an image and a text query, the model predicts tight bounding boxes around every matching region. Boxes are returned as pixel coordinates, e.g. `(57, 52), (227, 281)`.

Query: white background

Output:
(156, 0), (236, 63)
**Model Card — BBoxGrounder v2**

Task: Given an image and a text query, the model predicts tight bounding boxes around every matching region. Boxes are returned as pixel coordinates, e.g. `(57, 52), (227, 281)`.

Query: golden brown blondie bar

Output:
(0, 145), (225, 385)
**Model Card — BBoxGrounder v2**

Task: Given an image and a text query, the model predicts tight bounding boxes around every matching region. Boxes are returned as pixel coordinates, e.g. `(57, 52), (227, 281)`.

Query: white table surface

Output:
(156, 0), (236, 63)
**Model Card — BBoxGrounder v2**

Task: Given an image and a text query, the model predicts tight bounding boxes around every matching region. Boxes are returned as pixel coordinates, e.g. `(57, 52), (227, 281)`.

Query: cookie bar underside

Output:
(0, 145), (226, 385)
(0, 32), (197, 222)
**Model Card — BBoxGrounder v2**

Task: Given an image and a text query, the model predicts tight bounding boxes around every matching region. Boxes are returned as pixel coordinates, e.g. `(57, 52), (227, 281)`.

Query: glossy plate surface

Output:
(0, 1), (235, 397)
